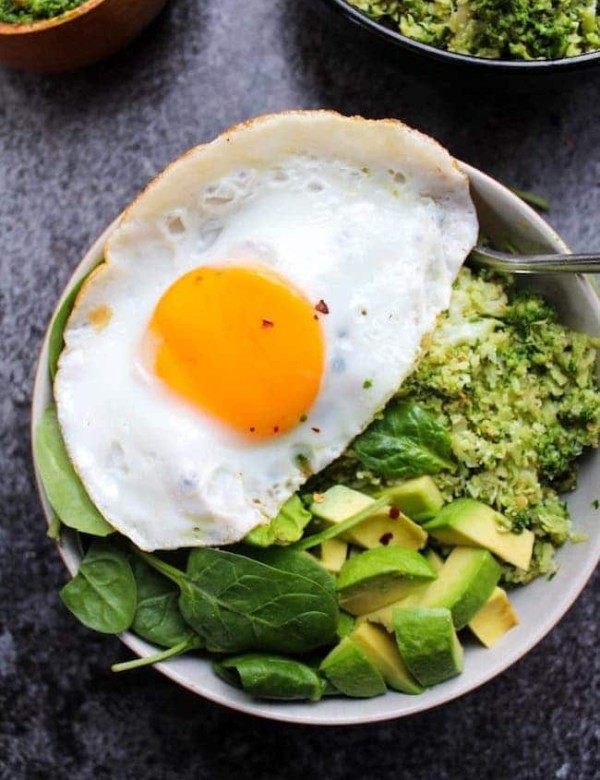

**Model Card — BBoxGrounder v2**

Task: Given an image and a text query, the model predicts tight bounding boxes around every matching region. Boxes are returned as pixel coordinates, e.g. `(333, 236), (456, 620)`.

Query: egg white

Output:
(55, 112), (478, 550)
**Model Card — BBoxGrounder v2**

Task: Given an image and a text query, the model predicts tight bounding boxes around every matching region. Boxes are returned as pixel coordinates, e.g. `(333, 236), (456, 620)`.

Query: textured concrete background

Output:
(1, 0), (599, 777)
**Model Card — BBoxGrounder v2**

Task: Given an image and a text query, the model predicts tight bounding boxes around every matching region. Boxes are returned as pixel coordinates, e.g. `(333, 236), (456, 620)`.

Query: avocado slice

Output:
(357, 551), (440, 630)
(378, 477), (444, 523)
(394, 607), (463, 687)
(413, 546), (502, 629)
(361, 546), (501, 631)
(336, 610), (355, 640)
(319, 538), (348, 574)
(351, 621), (423, 695)
(424, 548), (444, 572)
(469, 587), (519, 648)
(319, 636), (386, 698)
(336, 546), (437, 615)
(423, 498), (534, 570)
(311, 485), (427, 550)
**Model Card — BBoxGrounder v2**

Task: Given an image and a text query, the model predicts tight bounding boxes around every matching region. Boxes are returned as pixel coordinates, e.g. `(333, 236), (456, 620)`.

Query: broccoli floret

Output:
(349, 0), (600, 60)
(503, 291), (556, 330)
(537, 429), (584, 482)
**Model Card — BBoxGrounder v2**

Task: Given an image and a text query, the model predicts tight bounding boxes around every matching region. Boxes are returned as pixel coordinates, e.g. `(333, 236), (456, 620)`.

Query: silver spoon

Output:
(470, 246), (600, 274)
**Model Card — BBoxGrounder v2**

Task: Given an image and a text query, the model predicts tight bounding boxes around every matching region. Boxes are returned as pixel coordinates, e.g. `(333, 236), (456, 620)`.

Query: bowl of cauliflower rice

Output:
(31, 151), (600, 724)
(318, 0), (600, 77)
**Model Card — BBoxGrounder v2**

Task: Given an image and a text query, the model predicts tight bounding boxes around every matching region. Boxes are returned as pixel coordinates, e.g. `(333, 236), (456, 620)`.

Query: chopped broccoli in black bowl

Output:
(315, 0), (600, 85)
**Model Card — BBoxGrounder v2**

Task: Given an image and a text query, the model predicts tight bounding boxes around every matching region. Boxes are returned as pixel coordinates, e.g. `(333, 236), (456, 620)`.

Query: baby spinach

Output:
(60, 539), (136, 634)
(34, 406), (113, 537)
(140, 546), (339, 655)
(214, 654), (326, 701)
(242, 545), (335, 594)
(244, 495), (312, 547)
(111, 636), (202, 673)
(353, 401), (455, 479)
(47, 266), (98, 381)
(130, 556), (198, 648)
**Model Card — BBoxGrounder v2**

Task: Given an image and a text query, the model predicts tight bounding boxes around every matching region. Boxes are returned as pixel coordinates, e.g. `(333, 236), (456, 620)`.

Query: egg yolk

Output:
(147, 265), (325, 438)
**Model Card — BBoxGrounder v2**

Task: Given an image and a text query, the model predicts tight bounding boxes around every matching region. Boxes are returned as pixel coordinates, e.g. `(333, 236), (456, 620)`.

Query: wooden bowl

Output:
(0, 0), (170, 72)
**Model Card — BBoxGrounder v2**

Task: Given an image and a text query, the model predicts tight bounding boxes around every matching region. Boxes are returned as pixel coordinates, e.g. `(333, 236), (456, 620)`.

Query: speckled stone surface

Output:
(1, 1), (599, 777)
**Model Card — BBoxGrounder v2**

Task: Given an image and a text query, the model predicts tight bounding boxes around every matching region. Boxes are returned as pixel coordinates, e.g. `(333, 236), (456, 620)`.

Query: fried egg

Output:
(55, 112), (478, 550)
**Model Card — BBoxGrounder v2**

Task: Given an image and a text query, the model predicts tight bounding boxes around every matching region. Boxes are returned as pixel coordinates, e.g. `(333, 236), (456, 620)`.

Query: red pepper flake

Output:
(315, 299), (329, 315)
(379, 532), (394, 546)
(249, 427), (255, 433)
(273, 426), (279, 433)
(313, 314), (318, 321)
(311, 427), (321, 433)
(389, 506), (400, 519)
(262, 319), (274, 329)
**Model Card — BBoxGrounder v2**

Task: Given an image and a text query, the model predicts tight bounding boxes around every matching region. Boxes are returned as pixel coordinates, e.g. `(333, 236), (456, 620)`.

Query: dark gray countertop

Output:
(1, 1), (598, 777)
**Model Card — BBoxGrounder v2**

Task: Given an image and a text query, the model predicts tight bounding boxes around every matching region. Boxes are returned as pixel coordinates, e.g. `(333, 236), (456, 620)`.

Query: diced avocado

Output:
(336, 546), (437, 615)
(359, 547), (499, 631)
(336, 610), (355, 639)
(423, 498), (535, 570)
(349, 511), (427, 551)
(319, 636), (386, 698)
(319, 538), (348, 574)
(311, 485), (427, 550)
(469, 587), (519, 648)
(360, 600), (410, 632)
(351, 621), (423, 695)
(415, 546), (502, 629)
(394, 607), (463, 687)
(424, 548), (444, 572)
(379, 477), (444, 523)
(311, 485), (371, 523)
(352, 548), (444, 631)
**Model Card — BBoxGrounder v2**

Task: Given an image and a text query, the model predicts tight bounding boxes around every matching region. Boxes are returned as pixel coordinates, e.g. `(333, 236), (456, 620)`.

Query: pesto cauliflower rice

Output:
(349, 0), (600, 60)
(316, 267), (600, 585)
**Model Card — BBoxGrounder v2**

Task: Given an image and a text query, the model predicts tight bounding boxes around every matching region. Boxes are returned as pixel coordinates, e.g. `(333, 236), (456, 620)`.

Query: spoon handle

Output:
(470, 247), (600, 274)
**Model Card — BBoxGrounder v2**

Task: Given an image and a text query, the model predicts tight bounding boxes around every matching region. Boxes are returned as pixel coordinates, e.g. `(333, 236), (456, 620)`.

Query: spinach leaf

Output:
(240, 545), (335, 595)
(112, 636), (203, 673)
(60, 539), (136, 633)
(34, 406), (113, 537)
(48, 266), (98, 381)
(130, 556), (198, 648)
(291, 496), (388, 552)
(140, 547), (339, 654)
(243, 495), (312, 547)
(353, 401), (455, 479)
(214, 654), (326, 701)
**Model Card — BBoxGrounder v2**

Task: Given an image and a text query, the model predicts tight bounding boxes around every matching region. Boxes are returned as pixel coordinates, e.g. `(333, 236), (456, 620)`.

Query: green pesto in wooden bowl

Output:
(0, 0), (88, 24)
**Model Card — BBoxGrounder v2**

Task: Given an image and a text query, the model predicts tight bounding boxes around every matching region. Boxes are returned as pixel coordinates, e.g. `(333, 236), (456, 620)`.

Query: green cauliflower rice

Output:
(0, 0), (87, 24)
(349, 0), (600, 59)
(315, 268), (600, 585)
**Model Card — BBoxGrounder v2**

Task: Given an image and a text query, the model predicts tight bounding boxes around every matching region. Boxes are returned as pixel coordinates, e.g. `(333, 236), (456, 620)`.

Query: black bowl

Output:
(315, 0), (600, 88)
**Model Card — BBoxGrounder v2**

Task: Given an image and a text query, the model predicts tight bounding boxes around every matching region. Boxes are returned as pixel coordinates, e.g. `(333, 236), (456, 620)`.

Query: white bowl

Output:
(31, 163), (599, 726)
